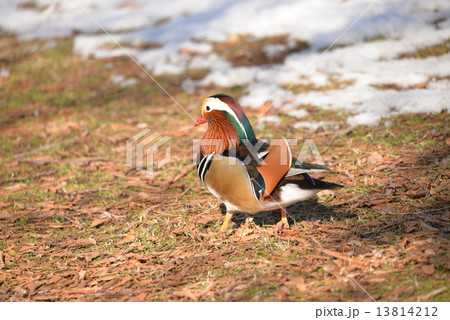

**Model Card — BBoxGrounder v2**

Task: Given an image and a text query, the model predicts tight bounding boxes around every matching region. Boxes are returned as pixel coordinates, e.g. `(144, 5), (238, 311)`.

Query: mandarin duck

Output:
(194, 94), (342, 232)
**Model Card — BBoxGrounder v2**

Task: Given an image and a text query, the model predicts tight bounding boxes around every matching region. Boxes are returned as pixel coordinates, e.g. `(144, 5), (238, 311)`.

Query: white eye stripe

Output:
(205, 98), (248, 139)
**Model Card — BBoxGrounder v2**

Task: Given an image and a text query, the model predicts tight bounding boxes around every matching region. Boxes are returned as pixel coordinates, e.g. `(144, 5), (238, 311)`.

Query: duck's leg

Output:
(219, 212), (233, 233)
(279, 207), (289, 229)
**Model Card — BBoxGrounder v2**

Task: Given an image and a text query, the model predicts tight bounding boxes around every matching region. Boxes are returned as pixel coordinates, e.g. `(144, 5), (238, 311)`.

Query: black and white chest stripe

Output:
(197, 153), (214, 184)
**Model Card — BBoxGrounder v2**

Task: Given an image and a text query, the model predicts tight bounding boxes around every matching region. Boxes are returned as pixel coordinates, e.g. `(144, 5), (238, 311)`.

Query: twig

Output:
(0, 251), (6, 269)
(57, 215), (86, 230)
(263, 252), (291, 263)
(398, 173), (431, 198)
(17, 157), (118, 166)
(164, 166), (193, 188)
(1, 169), (59, 185)
(323, 249), (371, 267)
(393, 165), (438, 170)
(417, 287), (447, 301)
(0, 214), (85, 230)
(15, 137), (79, 159)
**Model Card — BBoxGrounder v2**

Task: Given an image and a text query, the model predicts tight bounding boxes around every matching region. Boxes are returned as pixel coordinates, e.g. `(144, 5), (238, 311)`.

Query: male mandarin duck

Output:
(194, 94), (342, 232)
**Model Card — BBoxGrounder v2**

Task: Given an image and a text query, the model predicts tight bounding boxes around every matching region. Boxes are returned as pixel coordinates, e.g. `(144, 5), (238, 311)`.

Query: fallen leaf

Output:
(5, 183), (27, 191)
(281, 230), (300, 237)
(124, 234), (135, 243)
(366, 198), (391, 206)
(78, 270), (86, 281)
(91, 218), (108, 228)
(14, 286), (27, 298)
(27, 280), (44, 295)
(367, 152), (383, 165)
(413, 82), (427, 88)
(48, 275), (62, 284)
(421, 264), (435, 276)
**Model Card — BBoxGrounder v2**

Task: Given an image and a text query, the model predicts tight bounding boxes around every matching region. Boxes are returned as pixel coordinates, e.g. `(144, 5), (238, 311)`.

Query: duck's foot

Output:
(218, 212), (233, 233)
(276, 218), (290, 230)
(277, 207), (290, 230)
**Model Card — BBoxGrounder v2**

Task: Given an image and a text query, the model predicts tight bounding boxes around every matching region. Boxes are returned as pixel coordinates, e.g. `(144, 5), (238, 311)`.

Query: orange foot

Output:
(218, 212), (233, 233)
(277, 207), (290, 230)
(276, 217), (290, 230)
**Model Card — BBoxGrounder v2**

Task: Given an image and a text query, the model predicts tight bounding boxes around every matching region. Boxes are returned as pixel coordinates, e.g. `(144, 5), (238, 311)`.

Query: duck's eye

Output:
(205, 106), (211, 111)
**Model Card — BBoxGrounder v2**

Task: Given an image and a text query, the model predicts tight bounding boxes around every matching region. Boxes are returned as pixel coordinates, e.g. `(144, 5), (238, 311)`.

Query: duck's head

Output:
(194, 94), (256, 144)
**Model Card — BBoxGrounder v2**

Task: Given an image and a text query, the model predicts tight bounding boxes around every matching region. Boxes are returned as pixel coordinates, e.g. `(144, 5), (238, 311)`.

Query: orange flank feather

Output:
(256, 137), (291, 198)
(200, 110), (238, 156)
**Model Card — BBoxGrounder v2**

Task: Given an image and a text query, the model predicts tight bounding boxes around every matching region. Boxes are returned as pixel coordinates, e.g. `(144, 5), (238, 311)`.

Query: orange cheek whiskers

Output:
(200, 111), (239, 156)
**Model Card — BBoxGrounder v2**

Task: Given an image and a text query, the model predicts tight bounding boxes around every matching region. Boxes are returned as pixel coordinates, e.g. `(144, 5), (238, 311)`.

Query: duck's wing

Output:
(238, 137), (342, 193)
(281, 174), (344, 190)
(288, 161), (330, 174)
(236, 137), (291, 198)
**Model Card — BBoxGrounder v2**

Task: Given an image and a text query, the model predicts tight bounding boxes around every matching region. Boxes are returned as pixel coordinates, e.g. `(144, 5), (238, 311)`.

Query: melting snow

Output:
(111, 75), (137, 88)
(1, 0), (449, 127)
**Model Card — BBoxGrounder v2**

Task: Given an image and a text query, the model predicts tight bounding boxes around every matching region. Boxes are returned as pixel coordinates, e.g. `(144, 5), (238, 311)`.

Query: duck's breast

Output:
(203, 155), (261, 213)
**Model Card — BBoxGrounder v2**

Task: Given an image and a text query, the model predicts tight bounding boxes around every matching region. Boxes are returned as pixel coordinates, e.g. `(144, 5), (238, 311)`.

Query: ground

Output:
(0, 36), (448, 302)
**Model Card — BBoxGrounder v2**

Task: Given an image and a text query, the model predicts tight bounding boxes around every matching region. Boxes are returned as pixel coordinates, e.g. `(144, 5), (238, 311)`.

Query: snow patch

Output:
(289, 109), (309, 119)
(112, 75), (137, 88)
(2, 0), (449, 127)
(294, 121), (334, 131)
